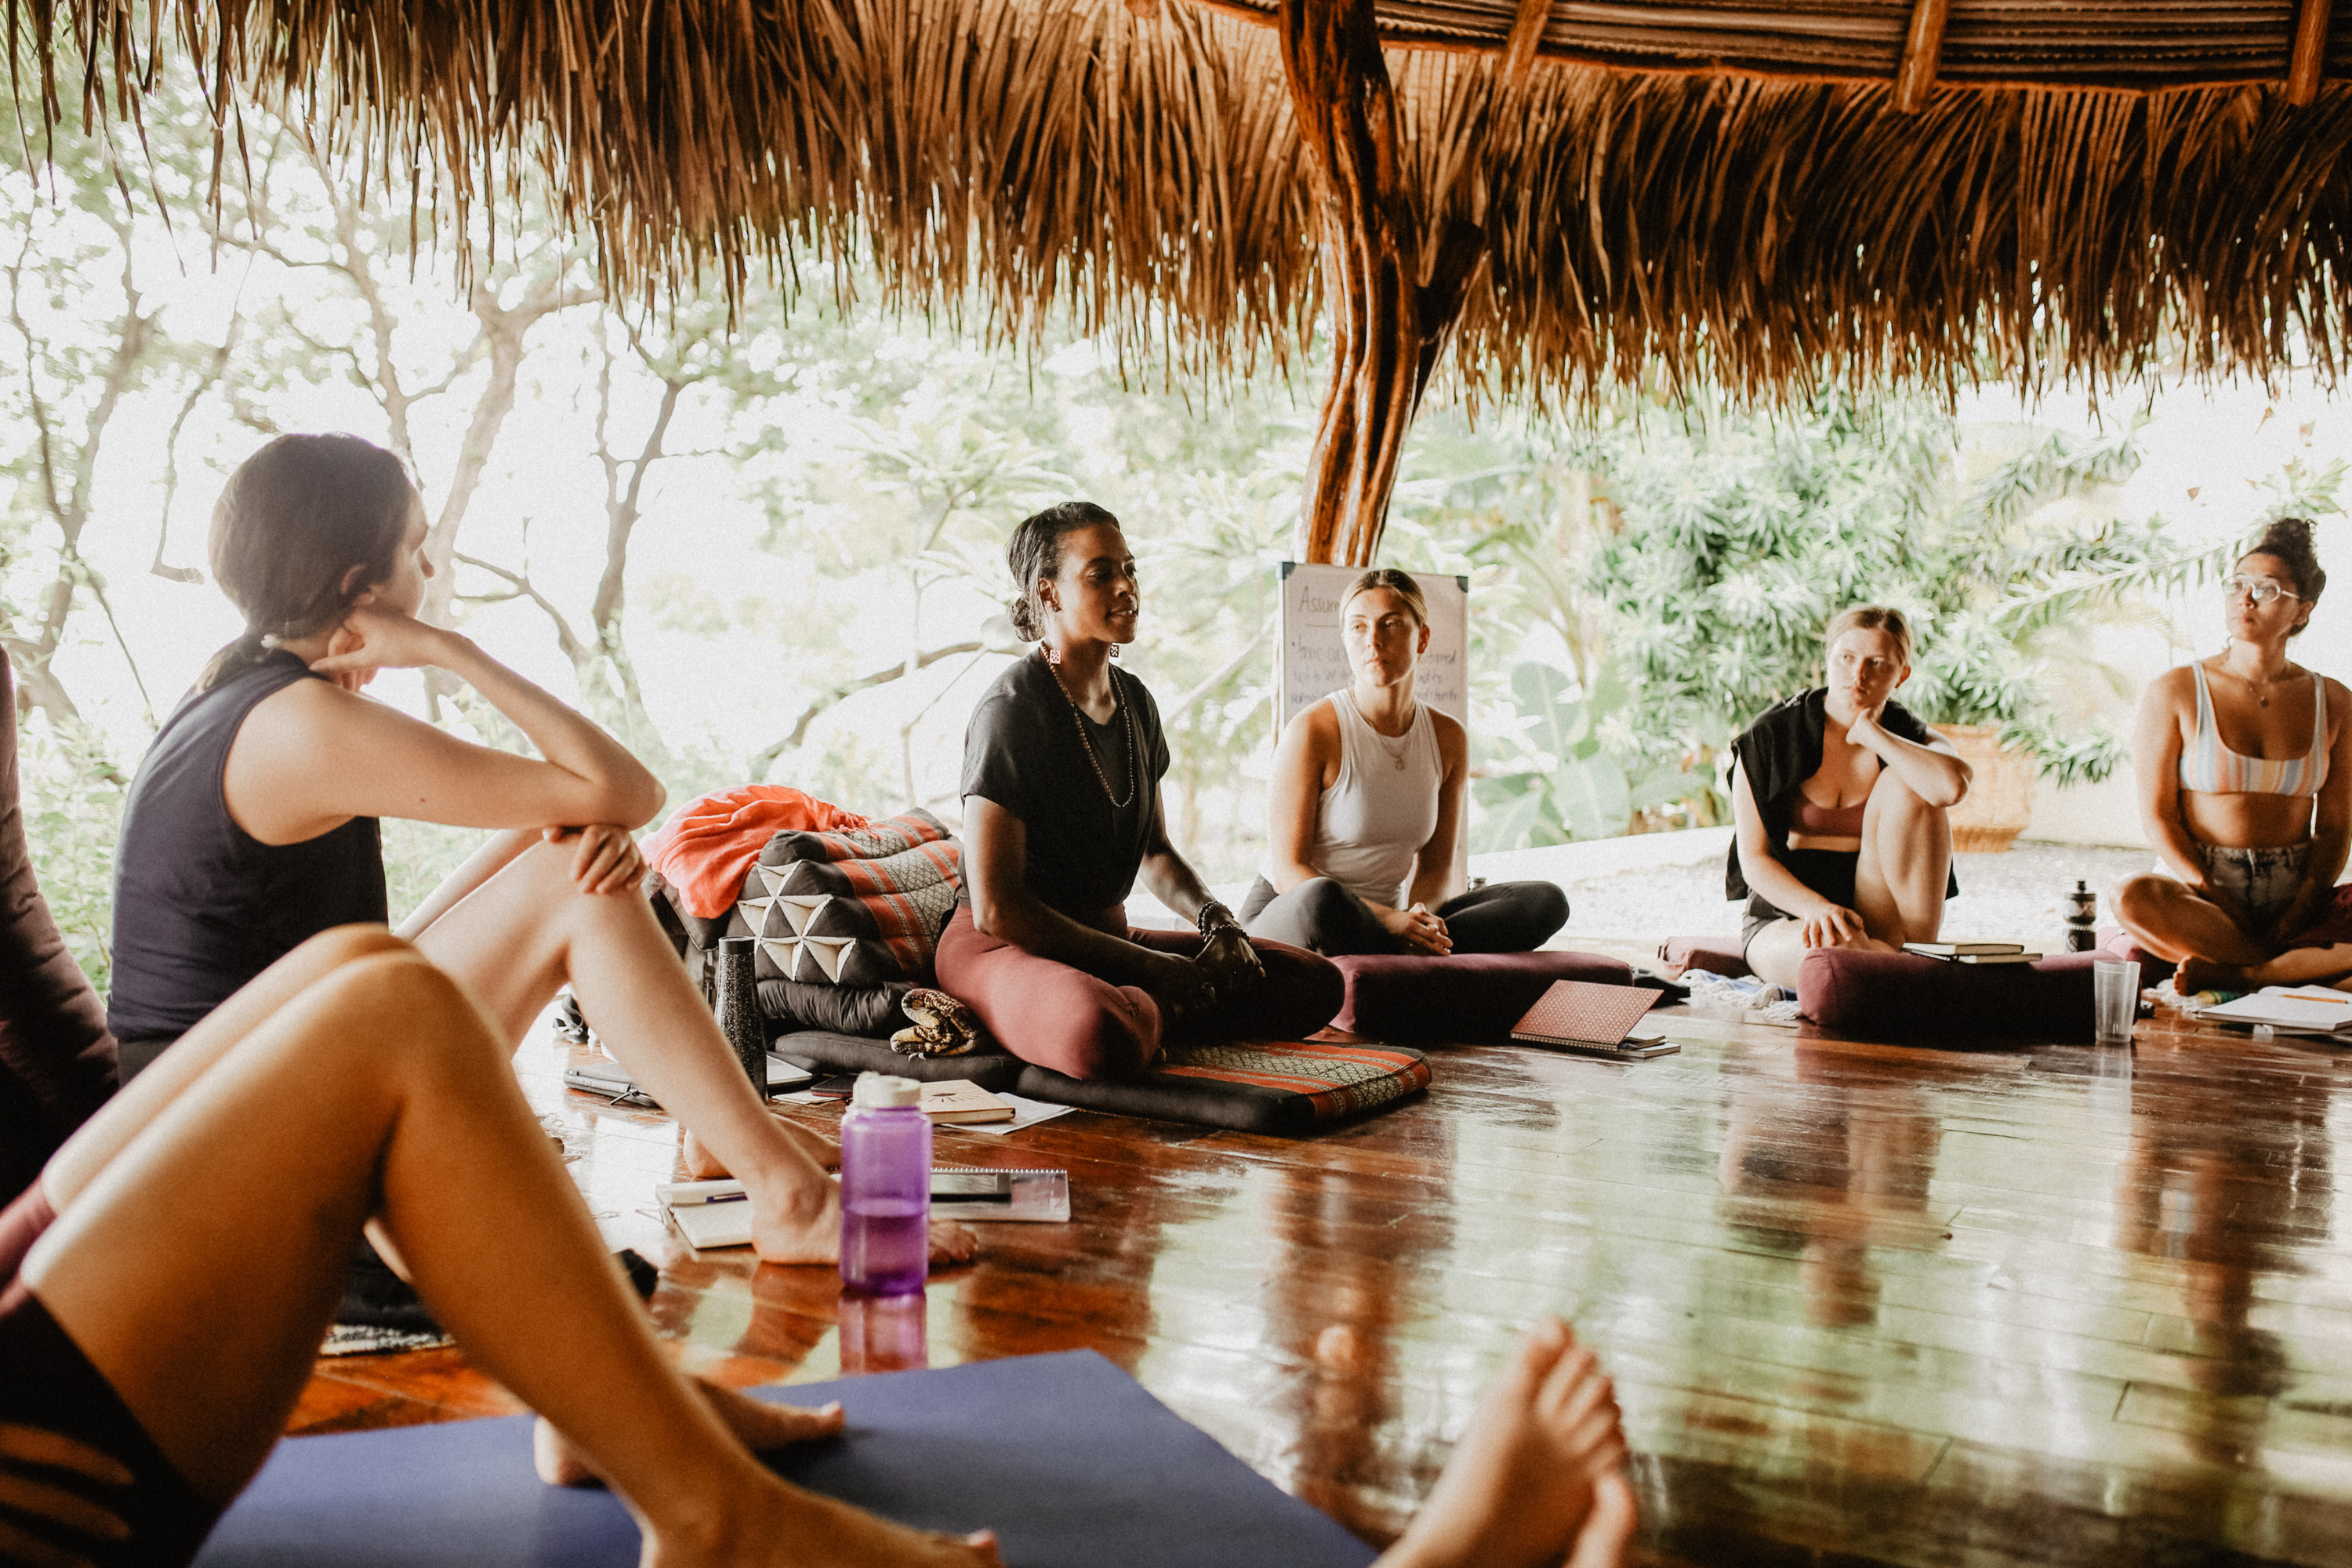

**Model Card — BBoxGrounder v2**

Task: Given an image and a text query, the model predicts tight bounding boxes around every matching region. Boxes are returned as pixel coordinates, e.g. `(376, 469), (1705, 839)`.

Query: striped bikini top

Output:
(2179, 660), (2329, 797)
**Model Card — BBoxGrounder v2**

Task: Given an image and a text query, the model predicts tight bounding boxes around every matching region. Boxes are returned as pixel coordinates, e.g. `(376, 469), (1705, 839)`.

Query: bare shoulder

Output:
(1291, 695), (1343, 753)
(2140, 663), (2198, 710)
(1428, 705), (1468, 762)
(2322, 673), (2352, 715)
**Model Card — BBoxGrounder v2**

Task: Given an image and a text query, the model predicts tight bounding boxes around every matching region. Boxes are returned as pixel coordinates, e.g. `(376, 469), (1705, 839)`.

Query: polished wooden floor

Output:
(288, 995), (2352, 1567)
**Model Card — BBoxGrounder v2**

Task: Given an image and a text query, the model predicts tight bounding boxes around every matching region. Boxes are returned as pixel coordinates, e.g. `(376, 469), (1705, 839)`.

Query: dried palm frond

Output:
(13, 0), (2351, 406)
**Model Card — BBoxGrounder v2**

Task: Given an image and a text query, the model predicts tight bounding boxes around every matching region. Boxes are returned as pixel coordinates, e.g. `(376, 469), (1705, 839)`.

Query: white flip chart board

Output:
(1276, 561), (1469, 733)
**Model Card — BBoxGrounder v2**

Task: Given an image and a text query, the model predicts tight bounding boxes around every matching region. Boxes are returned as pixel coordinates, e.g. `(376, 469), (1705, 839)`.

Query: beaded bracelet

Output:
(1195, 900), (1240, 937)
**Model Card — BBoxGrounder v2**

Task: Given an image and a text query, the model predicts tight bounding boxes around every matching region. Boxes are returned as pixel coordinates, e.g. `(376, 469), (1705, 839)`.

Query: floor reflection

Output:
(1717, 1049), (1939, 1329)
(2113, 1043), (2333, 1416)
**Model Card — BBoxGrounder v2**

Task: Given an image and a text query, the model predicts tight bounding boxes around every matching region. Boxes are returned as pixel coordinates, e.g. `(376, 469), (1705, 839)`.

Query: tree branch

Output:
(752, 643), (987, 778)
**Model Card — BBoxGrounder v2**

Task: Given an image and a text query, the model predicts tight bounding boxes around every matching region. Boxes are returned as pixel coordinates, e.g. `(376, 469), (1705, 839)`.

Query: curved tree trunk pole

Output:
(1281, 0), (1421, 568)
(1280, 0), (1491, 567)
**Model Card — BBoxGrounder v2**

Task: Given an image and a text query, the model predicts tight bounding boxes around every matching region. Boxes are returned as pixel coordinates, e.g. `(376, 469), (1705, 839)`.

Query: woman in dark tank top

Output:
(107, 434), (964, 1271)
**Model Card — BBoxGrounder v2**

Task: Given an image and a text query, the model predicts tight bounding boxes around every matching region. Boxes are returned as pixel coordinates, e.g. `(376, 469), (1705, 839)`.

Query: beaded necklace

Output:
(1046, 647), (1138, 809)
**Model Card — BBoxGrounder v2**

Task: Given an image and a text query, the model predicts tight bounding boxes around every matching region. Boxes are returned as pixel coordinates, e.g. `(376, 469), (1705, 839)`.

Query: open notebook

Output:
(2196, 985), (2352, 1036)
(659, 1167), (1072, 1249)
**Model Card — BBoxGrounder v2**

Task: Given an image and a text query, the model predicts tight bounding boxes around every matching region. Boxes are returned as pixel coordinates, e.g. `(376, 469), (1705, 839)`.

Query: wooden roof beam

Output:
(2289, 0), (2333, 105)
(1894, 0), (1951, 111)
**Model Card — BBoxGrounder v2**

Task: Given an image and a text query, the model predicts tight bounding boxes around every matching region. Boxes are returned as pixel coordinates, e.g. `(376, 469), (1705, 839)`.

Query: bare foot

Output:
(1562, 1472), (1639, 1568)
(1376, 1319), (1628, 1568)
(641, 1472), (1002, 1568)
(682, 1112), (839, 1181)
(2176, 955), (2248, 995)
(537, 1377), (848, 1486)
(747, 1185), (978, 1271)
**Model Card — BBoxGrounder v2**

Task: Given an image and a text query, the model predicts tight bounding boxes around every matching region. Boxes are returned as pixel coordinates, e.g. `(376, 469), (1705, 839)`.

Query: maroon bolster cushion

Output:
(1796, 947), (2172, 1042)
(1331, 950), (1633, 1041)
(1661, 935), (1751, 978)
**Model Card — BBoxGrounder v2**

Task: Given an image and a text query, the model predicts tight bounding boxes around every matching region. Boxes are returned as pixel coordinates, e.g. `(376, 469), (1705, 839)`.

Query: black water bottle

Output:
(713, 936), (768, 1095)
(2064, 880), (2098, 953)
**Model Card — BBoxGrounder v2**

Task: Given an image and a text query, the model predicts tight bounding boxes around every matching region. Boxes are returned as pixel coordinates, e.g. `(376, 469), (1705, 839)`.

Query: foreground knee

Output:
(287, 924), (412, 969)
(313, 952), (496, 1065)
(2113, 874), (2175, 929)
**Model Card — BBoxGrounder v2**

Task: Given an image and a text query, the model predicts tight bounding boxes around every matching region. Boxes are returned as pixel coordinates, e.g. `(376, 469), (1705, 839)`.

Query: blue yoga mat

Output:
(197, 1349), (1379, 1567)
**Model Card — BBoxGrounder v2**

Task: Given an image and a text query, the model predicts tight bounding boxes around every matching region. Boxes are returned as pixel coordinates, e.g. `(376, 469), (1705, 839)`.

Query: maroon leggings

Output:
(933, 905), (1345, 1080)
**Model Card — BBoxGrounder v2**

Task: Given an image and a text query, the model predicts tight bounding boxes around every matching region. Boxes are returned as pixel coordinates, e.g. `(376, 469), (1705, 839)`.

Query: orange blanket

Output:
(644, 786), (869, 917)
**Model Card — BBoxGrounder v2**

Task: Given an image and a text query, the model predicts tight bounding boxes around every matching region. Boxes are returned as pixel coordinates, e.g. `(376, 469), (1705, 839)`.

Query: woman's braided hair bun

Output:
(1005, 501), (1120, 642)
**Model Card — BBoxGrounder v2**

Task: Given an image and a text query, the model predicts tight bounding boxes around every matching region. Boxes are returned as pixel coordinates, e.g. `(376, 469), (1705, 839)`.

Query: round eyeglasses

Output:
(2223, 575), (2301, 606)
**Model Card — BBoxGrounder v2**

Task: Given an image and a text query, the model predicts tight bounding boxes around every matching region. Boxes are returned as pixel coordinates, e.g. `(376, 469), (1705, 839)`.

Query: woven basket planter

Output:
(1933, 723), (2038, 854)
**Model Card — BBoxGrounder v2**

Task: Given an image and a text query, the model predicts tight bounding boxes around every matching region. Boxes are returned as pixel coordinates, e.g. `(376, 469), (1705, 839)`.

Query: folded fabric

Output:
(763, 808), (951, 866)
(891, 988), (994, 1058)
(644, 786), (869, 918)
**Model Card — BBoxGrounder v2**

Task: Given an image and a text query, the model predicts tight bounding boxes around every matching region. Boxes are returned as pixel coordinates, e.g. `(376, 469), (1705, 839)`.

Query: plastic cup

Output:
(2092, 958), (2139, 1045)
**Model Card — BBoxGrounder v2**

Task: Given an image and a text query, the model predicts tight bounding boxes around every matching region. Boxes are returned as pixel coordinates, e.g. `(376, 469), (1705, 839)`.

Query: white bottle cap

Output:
(851, 1072), (922, 1110)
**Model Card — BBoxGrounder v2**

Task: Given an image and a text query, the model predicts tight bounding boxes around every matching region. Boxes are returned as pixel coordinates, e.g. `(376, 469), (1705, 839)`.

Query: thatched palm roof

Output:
(20, 0), (2352, 405)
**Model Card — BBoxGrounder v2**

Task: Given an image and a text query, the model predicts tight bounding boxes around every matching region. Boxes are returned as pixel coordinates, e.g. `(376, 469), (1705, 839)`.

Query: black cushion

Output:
(1014, 1040), (1431, 1134)
(768, 1030), (1028, 1091)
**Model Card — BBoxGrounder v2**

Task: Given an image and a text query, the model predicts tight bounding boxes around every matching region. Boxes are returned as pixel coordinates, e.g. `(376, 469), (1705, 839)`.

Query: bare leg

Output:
(1852, 772), (1951, 946)
(24, 936), (998, 1568)
(412, 839), (971, 1269)
(2176, 941), (2352, 995)
(1744, 915), (1897, 993)
(1374, 1319), (1631, 1568)
(2114, 873), (2270, 974)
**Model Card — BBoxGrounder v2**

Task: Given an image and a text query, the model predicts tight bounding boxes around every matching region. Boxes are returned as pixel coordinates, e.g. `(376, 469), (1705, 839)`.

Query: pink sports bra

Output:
(2179, 661), (2328, 797)
(1791, 795), (1868, 837)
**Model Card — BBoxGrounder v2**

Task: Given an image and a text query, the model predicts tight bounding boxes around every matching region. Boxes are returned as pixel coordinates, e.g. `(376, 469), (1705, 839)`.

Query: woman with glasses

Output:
(2115, 519), (2352, 991)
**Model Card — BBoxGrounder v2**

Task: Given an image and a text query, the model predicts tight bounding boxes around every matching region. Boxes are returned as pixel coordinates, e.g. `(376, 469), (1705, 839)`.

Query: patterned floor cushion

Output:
(1014, 1040), (1431, 1134)
(1331, 950), (1635, 1041)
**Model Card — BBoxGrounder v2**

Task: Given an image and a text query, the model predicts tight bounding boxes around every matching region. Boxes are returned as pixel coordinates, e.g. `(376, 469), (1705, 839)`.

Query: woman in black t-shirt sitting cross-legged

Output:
(937, 503), (1345, 1080)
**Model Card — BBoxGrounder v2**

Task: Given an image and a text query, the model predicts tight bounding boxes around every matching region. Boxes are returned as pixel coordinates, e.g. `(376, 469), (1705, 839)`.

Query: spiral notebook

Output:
(659, 1167), (1071, 1249)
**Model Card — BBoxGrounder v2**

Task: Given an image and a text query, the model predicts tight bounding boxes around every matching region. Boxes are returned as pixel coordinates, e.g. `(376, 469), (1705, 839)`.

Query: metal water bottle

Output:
(713, 936), (767, 1094)
(2064, 879), (2098, 953)
(840, 1073), (931, 1297)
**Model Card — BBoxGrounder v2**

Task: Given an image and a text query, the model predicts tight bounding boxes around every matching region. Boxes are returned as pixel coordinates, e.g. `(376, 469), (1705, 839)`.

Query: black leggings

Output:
(1238, 876), (1569, 957)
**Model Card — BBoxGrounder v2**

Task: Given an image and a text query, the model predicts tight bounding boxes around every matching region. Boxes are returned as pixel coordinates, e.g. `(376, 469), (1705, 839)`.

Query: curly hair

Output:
(2244, 517), (2326, 621)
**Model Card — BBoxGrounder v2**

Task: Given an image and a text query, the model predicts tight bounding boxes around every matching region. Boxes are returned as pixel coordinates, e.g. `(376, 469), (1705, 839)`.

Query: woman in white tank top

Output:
(1240, 570), (1570, 956)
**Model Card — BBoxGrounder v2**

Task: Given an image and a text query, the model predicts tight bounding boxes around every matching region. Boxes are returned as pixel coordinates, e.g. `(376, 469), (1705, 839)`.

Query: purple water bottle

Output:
(840, 1073), (931, 1297)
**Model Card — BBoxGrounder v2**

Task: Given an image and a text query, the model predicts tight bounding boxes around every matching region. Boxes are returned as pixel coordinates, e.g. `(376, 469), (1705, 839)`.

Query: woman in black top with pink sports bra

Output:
(1726, 605), (1973, 990)
(107, 434), (969, 1270)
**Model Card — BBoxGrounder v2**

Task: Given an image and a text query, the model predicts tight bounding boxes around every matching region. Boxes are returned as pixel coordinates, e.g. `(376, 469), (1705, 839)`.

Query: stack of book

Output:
(1902, 942), (2039, 965)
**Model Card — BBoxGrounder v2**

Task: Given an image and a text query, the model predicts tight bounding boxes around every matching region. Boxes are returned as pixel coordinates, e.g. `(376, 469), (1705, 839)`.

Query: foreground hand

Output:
(1149, 951), (1220, 1020)
(1799, 905), (1871, 949)
(307, 602), (458, 684)
(545, 824), (646, 895)
(1381, 903), (1454, 956)
(1845, 705), (1889, 753)
(1197, 923), (1265, 996)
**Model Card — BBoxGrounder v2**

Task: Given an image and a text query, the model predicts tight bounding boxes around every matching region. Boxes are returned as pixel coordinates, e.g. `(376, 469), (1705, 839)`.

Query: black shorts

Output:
(1740, 849), (1861, 958)
(0, 1182), (224, 1567)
